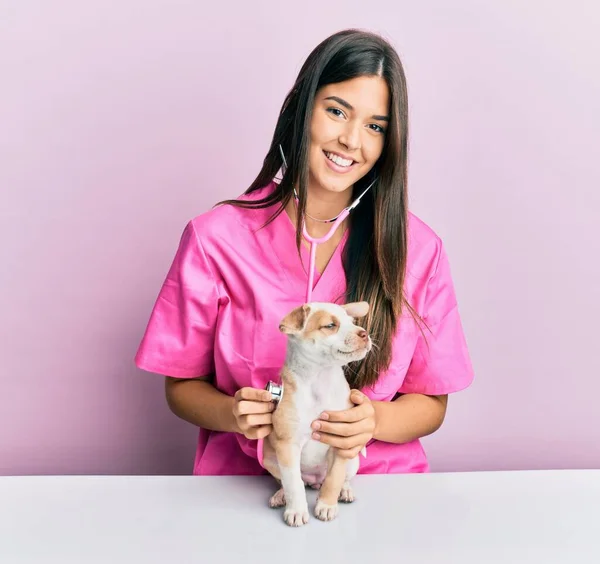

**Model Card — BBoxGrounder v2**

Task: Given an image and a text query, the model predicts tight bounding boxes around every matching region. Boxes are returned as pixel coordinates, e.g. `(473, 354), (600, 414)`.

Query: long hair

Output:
(218, 29), (424, 389)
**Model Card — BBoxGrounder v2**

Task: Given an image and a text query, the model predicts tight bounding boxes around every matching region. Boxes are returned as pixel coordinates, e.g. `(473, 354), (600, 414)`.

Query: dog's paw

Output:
(283, 505), (309, 527)
(269, 488), (286, 508)
(338, 485), (355, 503)
(314, 499), (339, 521)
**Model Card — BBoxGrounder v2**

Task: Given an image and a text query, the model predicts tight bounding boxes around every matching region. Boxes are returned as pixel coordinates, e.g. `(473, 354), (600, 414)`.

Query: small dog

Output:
(263, 301), (372, 527)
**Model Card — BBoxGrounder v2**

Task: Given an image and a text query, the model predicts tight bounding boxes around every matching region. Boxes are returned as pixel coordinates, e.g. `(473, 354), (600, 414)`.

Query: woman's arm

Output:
(372, 393), (448, 443)
(165, 377), (275, 439)
(165, 377), (238, 433)
(311, 390), (448, 457)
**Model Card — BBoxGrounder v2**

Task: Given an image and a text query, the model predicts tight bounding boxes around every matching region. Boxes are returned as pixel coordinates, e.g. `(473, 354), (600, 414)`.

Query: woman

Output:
(135, 29), (474, 476)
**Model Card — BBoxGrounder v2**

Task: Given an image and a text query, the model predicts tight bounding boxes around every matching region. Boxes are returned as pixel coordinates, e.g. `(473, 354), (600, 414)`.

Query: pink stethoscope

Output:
(265, 146), (377, 404)
(278, 145), (377, 303)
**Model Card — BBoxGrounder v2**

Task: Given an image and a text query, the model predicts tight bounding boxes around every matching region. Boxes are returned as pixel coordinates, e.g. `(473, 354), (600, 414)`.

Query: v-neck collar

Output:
(254, 190), (349, 303)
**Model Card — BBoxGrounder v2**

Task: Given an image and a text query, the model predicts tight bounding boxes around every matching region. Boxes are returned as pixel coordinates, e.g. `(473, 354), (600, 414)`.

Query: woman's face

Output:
(308, 75), (389, 195)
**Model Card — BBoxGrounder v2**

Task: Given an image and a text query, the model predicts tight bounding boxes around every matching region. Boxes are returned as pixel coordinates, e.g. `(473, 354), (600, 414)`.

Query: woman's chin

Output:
(311, 173), (356, 194)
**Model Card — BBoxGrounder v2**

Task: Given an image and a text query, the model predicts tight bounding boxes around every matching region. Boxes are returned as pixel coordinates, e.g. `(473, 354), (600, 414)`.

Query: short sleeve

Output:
(134, 221), (219, 378)
(398, 242), (474, 395)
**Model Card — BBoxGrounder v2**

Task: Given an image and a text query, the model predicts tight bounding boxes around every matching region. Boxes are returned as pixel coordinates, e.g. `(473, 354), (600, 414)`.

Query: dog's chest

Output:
(293, 374), (350, 434)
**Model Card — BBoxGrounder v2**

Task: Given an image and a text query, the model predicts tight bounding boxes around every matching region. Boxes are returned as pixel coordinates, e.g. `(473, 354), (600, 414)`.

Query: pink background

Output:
(1, 1), (599, 475)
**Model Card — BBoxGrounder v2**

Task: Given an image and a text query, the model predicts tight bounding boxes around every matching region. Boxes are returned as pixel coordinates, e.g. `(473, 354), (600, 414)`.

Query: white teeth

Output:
(326, 152), (353, 167)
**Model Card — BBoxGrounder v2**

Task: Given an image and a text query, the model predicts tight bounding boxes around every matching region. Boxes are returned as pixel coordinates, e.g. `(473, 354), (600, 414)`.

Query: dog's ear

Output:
(279, 305), (310, 334)
(342, 301), (370, 319)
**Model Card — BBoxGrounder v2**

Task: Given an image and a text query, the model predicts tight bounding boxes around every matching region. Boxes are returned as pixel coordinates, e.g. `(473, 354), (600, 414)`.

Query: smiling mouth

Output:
(324, 151), (357, 168)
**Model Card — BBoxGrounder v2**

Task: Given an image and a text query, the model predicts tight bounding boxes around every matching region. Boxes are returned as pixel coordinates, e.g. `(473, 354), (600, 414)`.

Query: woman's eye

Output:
(369, 123), (385, 134)
(327, 107), (345, 118)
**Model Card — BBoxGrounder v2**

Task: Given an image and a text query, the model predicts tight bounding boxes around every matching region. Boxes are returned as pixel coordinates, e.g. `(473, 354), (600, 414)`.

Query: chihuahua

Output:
(262, 301), (372, 527)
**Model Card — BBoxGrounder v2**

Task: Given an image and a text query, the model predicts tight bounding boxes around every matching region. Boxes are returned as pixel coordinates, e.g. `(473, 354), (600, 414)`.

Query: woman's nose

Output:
(339, 123), (361, 151)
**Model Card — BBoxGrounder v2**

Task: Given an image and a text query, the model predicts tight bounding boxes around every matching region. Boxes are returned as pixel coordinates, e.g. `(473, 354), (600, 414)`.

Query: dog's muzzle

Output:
(265, 381), (283, 404)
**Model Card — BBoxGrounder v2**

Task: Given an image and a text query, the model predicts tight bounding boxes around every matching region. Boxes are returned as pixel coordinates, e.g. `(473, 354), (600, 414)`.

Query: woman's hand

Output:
(232, 387), (275, 439)
(311, 390), (378, 458)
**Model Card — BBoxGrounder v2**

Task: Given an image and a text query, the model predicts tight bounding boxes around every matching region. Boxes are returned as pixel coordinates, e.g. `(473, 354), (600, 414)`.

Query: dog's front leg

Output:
(314, 449), (348, 521)
(276, 442), (309, 527)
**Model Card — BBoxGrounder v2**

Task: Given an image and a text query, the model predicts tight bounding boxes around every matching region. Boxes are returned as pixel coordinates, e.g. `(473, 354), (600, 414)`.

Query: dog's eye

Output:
(322, 323), (336, 329)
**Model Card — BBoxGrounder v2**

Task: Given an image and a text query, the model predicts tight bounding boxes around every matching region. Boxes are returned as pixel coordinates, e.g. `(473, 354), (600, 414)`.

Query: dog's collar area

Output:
(265, 381), (284, 404)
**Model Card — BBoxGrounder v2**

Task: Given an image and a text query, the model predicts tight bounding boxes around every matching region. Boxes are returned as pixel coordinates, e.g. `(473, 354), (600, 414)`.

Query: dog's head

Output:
(279, 301), (372, 366)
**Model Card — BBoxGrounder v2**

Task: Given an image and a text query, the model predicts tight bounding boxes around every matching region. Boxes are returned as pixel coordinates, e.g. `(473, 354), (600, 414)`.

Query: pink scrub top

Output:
(134, 182), (474, 475)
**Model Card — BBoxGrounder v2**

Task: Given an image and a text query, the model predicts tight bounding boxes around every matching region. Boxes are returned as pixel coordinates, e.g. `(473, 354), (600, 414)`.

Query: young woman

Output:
(135, 29), (474, 476)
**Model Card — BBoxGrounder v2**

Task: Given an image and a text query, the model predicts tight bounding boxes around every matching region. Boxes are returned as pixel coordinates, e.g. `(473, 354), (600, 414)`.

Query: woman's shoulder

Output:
(188, 183), (277, 240)
(406, 211), (446, 279)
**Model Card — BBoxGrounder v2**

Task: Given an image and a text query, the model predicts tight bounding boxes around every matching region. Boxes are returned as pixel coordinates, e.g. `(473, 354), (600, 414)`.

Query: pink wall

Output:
(1, 2), (599, 475)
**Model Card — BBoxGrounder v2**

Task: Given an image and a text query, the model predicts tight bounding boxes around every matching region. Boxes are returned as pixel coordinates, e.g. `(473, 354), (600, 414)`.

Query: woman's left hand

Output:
(311, 389), (378, 459)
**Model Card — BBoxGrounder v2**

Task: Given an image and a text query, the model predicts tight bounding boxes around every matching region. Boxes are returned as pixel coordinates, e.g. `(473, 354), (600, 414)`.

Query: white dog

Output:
(262, 301), (372, 527)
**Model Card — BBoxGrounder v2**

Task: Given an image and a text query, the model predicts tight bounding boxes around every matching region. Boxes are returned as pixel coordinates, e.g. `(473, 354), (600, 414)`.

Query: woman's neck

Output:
(285, 182), (353, 238)
(307, 186), (352, 218)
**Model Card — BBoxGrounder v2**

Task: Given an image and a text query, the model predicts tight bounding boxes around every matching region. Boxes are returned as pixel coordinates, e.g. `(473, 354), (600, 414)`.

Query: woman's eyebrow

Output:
(324, 95), (389, 122)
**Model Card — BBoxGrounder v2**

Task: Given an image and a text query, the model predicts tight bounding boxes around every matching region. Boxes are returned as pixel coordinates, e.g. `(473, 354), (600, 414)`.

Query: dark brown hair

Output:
(218, 29), (424, 389)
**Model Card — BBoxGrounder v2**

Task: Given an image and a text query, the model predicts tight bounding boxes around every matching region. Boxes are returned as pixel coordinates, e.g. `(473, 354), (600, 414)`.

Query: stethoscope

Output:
(265, 145), (377, 404)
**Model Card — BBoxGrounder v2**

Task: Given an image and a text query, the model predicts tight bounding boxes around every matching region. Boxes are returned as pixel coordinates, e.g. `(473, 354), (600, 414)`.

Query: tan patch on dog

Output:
(279, 366), (297, 394)
(267, 367), (299, 467)
(318, 449), (348, 506)
(274, 443), (297, 468)
(303, 311), (340, 339)
(279, 305), (310, 334)
(262, 440), (281, 481)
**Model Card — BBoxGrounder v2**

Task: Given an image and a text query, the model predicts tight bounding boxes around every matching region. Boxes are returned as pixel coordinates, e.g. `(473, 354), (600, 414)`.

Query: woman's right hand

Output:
(232, 387), (275, 439)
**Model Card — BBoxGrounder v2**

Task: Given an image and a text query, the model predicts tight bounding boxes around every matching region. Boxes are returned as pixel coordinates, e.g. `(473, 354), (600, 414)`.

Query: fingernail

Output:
(312, 433), (321, 440)
(320, 413), (329, 420)
(312, 422), (321, 430)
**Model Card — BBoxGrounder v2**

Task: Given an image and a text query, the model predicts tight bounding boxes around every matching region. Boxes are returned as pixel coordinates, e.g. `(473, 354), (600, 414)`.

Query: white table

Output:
(1, 470), (598, 563)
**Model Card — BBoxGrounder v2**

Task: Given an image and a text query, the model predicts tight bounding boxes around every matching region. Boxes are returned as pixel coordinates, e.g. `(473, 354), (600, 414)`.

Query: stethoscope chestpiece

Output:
(265, 381), (284, 404)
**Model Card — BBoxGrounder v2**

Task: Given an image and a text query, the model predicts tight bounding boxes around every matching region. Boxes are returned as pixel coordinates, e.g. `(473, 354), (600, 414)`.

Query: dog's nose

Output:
(357, 329), (368, 341)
